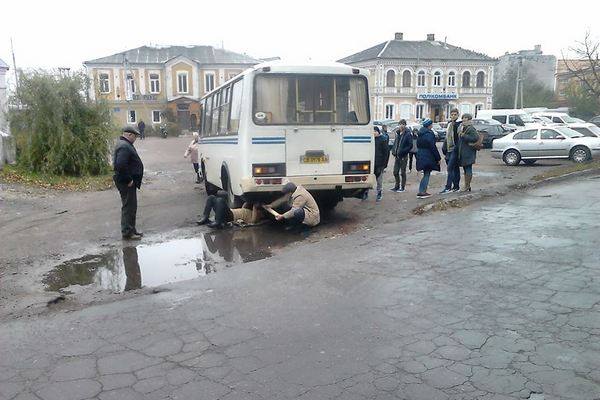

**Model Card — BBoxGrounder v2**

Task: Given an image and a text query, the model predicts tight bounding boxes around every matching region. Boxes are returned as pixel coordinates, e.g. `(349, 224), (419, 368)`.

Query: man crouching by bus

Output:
(197, 191), (265, 229)
(265, 183), (320, 229)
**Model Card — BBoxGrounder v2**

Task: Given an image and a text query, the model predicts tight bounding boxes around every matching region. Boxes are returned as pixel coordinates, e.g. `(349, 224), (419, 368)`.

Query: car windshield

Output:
(556, 127), (584, 138)
(520, 114), (535, 123)
(253, 74), (370, 125)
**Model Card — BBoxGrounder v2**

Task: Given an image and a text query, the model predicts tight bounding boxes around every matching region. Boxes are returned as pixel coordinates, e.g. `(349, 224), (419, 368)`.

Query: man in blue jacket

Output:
(113, 126), (144, 240)
(390, 119), (413, 192)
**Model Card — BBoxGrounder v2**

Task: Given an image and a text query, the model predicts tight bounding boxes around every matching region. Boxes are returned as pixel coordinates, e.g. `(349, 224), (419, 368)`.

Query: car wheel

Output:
(503, 149), (521, 166)
(570, 146), (591, 163)
(523, 159), (537, 165)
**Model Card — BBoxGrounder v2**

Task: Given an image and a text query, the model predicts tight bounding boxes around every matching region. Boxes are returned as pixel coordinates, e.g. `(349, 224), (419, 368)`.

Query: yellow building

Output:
(84, 45), (259, 131)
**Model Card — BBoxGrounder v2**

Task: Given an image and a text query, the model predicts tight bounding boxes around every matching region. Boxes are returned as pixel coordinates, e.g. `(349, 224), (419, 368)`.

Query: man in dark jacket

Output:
(137, 120), (146, 140)
(113, 126), (144, 240)
(373, 126), (389, 202)
(416, 119), (441, 199)
(390, 119), (413, 192)
(440, 108), (462, 194)
(457, 113), (479, 192)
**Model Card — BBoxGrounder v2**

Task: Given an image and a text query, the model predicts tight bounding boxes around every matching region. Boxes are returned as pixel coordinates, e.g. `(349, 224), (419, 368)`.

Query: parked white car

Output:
(491, 125), (600, 165)
(567, 123), (600, 138)
(477, 109), (538, 130)
(532, 112), (584, 125)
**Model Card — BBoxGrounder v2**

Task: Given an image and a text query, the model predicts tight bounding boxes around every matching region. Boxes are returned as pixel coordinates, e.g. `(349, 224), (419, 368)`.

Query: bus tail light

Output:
(343, 161), (370, 174)
(252, 163), (286, 177)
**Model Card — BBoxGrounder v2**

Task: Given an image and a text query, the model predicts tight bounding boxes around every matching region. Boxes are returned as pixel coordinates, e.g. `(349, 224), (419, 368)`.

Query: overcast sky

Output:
(1, 0), (598, 75)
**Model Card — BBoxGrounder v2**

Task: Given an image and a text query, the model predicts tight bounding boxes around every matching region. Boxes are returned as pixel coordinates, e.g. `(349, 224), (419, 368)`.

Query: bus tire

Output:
(221, 168), (243, 208)
(202, 164), (218, 195)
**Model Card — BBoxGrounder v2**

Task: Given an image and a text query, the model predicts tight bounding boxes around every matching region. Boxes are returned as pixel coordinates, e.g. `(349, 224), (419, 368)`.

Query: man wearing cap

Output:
(113, 126), (145, 240)
(266, 182), (320, 228)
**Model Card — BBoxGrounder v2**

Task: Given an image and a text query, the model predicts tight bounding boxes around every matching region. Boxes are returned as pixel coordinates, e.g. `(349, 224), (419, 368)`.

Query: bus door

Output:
(285, 127), (343, 176)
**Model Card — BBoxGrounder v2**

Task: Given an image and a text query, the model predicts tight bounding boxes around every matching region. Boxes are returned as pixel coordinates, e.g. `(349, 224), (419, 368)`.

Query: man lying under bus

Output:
(197, 191), (266, 229)
(265, 183), (320, 229)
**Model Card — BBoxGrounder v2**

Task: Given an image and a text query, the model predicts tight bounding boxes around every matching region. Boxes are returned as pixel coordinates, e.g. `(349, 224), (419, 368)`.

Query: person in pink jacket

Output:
(184, 133), (203, 183)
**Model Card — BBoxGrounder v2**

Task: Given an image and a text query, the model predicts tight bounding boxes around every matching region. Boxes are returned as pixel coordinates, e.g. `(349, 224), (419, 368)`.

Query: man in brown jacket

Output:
(266, 182), (320, 228)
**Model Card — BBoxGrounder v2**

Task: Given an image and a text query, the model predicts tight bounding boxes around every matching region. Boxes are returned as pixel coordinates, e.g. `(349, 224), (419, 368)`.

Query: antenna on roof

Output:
(10, 37), (19, 100)
(444, 36), (448, 48)
(221, 40), (224, 49)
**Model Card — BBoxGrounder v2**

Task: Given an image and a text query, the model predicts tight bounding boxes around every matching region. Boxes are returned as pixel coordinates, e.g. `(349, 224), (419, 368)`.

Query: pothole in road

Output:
(43, 226), (300, 294)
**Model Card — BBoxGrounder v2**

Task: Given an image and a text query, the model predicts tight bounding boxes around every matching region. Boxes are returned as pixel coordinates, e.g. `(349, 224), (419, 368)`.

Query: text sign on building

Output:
(417, 93), (459, 100)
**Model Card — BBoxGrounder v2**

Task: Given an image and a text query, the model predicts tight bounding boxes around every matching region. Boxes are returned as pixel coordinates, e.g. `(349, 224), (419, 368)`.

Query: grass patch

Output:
(532, 160), (600, 182)
(0, 164), (113, 191)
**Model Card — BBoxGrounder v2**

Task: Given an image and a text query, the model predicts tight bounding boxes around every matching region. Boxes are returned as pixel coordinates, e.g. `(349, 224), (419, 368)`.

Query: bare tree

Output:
(562, 31), (600, 98)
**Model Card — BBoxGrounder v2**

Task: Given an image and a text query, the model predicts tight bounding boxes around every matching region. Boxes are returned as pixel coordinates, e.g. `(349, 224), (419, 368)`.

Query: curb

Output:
(411, 166), (600, 216)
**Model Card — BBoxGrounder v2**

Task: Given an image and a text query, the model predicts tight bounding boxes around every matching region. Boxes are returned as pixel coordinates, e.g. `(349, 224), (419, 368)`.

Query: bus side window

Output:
(229, 79), (243, 134)
(204, 95), (213, 136)
(218, 86), (231, 135)
(211, 91), (220, 135)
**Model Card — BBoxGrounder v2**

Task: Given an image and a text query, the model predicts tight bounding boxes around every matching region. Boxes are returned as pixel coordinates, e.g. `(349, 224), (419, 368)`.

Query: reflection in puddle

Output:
(43, 227), (296, 293)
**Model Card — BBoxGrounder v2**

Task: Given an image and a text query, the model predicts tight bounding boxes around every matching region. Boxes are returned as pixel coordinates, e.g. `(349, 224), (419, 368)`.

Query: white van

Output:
(476, 109), (537, 130)
(531, 112), (585, 125)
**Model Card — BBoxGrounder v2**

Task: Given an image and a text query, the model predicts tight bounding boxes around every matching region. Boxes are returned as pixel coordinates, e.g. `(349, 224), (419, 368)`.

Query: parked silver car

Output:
(491, 125), (600, 165)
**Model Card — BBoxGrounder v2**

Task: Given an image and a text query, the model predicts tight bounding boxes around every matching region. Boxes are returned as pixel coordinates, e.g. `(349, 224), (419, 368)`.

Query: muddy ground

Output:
(0, 135), (572, 320)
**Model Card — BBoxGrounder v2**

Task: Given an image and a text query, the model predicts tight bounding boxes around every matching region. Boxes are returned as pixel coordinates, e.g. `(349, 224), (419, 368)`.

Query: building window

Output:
(385, 104), (395, 119)
(205, 72), (215, 93)
(460, 104), (472, 115)
(400, 104), (411, 119)
(476, 71), (485, 88)
(127, 110), (136, 124)
(177, 72), (188, 94)
(417, 70), (426, 87)
(126, 73), (136, 94)
(99, 73), (110, 93)
(149, 73), (160, 93)
(152, 110), (161, 123)
(475, 104), (483, 117)
(433, 71), (442, 87)
(386, 70), (396, 87)
(462, 71), (471, 88)
(416, 104), (425, 120)
(402, 70), (411, 87)
(448, 71), (456, 87)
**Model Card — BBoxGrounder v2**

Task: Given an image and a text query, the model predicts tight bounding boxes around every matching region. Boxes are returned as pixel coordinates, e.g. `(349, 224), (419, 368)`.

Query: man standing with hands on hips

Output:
(113, 126), (145, 240)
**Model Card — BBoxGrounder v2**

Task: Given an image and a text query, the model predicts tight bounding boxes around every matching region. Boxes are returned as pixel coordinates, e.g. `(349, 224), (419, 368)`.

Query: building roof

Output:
(84, 45), (259, 65)
(338, 40), (494, 64)
(0, 58), (9, 70)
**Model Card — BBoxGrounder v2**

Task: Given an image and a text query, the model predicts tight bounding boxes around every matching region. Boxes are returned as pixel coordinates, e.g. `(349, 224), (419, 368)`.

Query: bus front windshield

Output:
(253, 74), (370, 125)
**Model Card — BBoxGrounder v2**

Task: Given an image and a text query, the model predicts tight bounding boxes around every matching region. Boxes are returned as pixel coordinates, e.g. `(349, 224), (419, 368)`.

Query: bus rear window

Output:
(253, 74), (369, 125)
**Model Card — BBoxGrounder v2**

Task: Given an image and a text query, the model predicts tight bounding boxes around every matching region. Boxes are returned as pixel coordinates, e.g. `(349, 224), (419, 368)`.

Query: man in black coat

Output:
(390, 119), (413, 192)
(113, 126), (144, 240)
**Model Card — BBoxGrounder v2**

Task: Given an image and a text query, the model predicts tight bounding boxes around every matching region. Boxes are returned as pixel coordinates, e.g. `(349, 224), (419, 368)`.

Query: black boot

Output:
(196, 217), (211, 225)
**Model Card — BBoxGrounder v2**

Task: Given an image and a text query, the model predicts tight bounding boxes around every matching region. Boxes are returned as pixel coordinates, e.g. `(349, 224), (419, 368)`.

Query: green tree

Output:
(565, 82), (600, 120)
(8, 71), (116, 176)
(493, 65), (556, 109)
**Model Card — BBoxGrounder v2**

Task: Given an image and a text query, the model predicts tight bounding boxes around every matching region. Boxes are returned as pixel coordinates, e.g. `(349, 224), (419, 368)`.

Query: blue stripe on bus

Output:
(252, 137), (285, 144)
(344, 139), (371, 143)
(200, 140), (238, 144)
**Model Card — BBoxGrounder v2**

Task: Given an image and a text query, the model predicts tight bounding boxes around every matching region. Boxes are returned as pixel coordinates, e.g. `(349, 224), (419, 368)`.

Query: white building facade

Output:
(0, 58), (9, 131)
(339, 33), (495, 122)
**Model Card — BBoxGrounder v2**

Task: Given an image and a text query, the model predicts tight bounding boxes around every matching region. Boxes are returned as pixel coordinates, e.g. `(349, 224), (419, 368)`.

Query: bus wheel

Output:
(316, 196), (339, 212)
(222, 170), (243, 208)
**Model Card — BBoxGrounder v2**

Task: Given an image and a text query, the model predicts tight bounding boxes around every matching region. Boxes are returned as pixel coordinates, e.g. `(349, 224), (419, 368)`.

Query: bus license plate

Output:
(301, 155), (329, 164)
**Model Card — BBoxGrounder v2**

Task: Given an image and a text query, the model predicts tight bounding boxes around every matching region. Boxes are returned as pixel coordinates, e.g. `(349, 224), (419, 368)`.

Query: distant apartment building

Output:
(495, 45), (557, 91)
(339, 33), (495, 122)
(555, 59), (596, 105)
(84, 46), (259, 130)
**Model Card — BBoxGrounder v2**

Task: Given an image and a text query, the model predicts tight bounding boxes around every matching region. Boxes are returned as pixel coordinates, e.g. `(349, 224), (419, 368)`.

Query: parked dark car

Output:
(473, 123), (510, 148)
(432, 123), (446, 142)
(589, 116), (600, 128)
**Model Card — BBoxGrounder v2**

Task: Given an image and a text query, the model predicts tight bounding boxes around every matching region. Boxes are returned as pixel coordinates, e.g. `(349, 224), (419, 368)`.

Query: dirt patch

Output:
(532, 160), (600, 181)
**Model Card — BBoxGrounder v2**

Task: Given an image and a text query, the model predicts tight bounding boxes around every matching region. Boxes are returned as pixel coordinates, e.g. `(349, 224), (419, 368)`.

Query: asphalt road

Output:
(0, 136), (574, 318)
(2, 174), (599, 400)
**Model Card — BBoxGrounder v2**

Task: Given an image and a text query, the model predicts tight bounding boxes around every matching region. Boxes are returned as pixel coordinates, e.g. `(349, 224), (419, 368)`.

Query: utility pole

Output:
(514, 57), (521, 109)
(10, 38), (19, 100)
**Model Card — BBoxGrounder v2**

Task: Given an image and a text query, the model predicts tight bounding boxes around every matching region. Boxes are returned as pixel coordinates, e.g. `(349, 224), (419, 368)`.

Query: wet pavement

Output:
(2, 176), (600, 400)
(43, 227), (297, 294)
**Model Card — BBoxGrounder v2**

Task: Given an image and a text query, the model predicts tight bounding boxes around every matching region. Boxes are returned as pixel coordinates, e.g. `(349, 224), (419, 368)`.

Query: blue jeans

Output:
(445, 150), (461, 190)
(419, 170), (431, 193)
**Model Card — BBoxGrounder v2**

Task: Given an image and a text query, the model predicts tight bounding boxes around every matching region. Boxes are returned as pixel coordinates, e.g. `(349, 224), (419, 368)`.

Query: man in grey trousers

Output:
(113, 126), (144, 240)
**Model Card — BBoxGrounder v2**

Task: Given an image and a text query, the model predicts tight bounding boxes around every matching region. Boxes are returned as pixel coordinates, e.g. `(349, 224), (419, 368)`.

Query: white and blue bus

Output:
(199, 61), (374, 209)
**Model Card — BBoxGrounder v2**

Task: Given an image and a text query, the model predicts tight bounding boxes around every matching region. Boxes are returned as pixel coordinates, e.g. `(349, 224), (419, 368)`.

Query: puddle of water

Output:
(43, 226), (297, 293)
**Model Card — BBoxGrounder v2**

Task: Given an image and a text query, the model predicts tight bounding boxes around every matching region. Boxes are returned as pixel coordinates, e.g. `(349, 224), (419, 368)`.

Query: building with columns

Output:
(84, 46), (259, 130)
(339, 33), (495, 122)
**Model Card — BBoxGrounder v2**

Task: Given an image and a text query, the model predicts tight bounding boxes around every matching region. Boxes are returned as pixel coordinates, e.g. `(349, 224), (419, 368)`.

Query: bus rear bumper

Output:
(240, 174), (375, 194)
